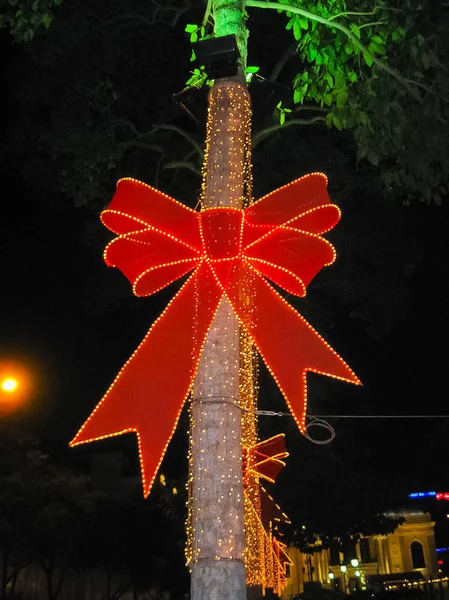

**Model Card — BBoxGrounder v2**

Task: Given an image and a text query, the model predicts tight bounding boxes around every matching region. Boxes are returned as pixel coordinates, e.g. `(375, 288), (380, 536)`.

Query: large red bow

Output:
(71, 173), (360, 495)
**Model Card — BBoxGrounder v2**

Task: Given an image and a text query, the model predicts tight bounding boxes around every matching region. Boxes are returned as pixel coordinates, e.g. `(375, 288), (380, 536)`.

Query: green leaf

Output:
(326, 113), (334, 128)
(422, 54), (431, 70)
(185, 24), (197, 33)
(367, 151), (379, 166)
(308, 47), (317, 62)
(333, 115), (343, 130)
(280, 112), (285, 125)
(324, 93), (333, 106)
(246, 66), (259, 74)
(337, 91), (348, 108)
(293, 88), (304, 104)
(42, 12), (52, 28)
(190, 32), (198, 43)
(363, 53), (374, 67)
(326, 46), (335, 59)
(368, 41), (385, 56)
(350, 24), (361, 40)
(293, 18), (301, 41)
(344, 42), (353, 55)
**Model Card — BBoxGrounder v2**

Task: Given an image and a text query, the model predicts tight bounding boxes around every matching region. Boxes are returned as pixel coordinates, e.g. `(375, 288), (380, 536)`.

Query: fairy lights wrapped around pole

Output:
(68, 3), (361, 598)
(189, 80), (251, 600)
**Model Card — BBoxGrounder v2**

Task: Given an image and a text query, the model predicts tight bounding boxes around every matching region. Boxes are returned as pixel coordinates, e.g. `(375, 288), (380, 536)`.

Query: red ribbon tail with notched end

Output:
(223, 262), (361, 432)
(70, 264), (223, 496)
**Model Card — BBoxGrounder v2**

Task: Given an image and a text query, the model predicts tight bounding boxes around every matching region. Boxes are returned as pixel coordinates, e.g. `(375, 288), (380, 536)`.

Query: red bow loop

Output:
(244, 228), (336, 297)
(102, 178), (203, 249)
(105, 229), (202, 297)
(71, 173), (361, 497)
(243, 173), (340, 241)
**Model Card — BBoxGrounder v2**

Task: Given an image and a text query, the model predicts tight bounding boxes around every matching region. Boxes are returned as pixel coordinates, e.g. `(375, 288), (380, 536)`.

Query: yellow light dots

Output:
(200, 82), (252, 210)
(70, 264), (222, 498)
(188, 81), (250, 575)
(70, 72), (358, 600)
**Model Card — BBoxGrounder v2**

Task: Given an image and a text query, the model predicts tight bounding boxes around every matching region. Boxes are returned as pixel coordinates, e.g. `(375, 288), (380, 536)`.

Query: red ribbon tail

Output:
(225, 263), (361, 433)
(70, 263), (222, 496)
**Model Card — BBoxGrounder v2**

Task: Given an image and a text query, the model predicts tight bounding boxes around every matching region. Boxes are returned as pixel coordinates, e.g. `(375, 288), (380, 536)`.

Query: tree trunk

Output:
(1, 550), (8, 600)
(43, 559), (64, 600)
(190, 79), (251, 600)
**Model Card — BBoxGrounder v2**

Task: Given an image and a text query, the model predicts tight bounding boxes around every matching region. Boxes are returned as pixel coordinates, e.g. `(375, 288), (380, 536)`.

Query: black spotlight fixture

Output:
(192, 35), (240, 80)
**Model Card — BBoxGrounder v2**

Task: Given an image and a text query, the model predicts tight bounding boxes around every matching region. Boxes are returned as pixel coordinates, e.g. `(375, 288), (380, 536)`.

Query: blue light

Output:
(409, 491), (436, 498)
(437, 548), (449, 553)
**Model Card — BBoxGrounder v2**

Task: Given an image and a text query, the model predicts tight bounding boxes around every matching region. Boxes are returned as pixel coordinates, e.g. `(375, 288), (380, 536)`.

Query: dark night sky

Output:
(1, 2), (449, 524)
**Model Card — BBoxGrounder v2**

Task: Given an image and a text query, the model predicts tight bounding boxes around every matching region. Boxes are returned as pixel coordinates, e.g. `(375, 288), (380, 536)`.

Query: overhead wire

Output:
(254, 410), (449, 445)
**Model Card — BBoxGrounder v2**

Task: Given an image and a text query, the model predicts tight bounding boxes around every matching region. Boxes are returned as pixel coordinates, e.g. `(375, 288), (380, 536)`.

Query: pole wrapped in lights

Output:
(70, 173), (360, 496)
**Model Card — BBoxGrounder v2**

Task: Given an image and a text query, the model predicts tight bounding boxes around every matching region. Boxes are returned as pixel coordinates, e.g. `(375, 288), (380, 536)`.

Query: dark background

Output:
(1, 0), (449, 541)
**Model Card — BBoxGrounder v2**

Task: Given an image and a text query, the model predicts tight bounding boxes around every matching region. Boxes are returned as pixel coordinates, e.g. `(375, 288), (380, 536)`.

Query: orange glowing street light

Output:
(0, 359), (36, 417)
(1, 377), (19, 392)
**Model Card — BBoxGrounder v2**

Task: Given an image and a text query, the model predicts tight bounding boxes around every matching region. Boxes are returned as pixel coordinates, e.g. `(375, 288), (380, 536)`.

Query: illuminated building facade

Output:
(282, 511), (438, 598)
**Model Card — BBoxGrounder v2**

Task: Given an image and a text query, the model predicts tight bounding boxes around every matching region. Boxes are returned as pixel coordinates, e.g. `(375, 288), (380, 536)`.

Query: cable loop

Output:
(304, 416), (335, 445)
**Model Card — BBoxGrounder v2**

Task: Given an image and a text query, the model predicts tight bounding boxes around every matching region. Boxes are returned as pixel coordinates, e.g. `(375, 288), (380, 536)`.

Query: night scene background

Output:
(1, 1), (449, 599)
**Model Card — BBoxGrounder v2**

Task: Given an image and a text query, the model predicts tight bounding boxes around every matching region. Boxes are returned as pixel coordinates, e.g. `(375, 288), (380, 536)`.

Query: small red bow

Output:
(243, 434), (289, 486)
(71, 173), (360, 496)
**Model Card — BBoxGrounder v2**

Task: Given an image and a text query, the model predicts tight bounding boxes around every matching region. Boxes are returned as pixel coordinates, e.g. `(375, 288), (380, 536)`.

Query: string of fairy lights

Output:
(70, 79), (359, 596)
(187, 81), (292, 595)
(188, 82), (250, 569)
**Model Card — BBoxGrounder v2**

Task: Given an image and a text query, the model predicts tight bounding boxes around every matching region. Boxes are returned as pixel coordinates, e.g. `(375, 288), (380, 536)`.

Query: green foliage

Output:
(270, 0), (449, 204)
(3, 0), (448, 207)
(276, 100), (292, 125)
(0, 430), (188, 599)
(186, 0), (448, 204)
(0, 0), (61, 42)
(185, 23), (214, 88)
(245, 64), (259, 82)
(0, 430), (99, 599)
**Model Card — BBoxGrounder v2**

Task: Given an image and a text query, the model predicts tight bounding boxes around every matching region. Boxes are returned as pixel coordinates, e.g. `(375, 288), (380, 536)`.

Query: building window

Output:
(329, 542), (340, 566)
(411, 541), (425, 569)
(359, 538), (371, 563)
(285, 563), (291, 578)
(343, 540), (357, 564)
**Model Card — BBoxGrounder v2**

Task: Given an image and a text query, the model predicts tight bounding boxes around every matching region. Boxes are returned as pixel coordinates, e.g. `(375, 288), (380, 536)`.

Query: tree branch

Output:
(153, 124), (204, 160)
(111, 120), (203, 159)
(269, 40), (297, 81)
(328, 7), (383, 21)
(244, 0), (422, 101)
(252, 116), (327, 147)
(162, 160), (201, 175)
(202, 0), (213, 26)
(358, 20), (385, 30)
